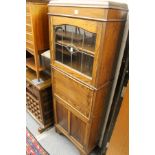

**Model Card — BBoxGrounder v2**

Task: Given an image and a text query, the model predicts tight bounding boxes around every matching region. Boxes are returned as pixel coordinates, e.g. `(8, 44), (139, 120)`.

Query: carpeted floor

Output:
(26, 112), (80, 155)
(26, 128), (49, 155)
(26, 112), (97, 155)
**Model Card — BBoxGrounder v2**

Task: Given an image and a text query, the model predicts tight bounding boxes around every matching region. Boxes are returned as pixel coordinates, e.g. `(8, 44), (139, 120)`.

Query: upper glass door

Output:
(54, 25), (96, 77)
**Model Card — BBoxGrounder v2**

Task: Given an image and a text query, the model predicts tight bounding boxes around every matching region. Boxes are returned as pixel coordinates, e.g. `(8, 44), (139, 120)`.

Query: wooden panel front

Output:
(70, 113), (86, 145)
(52, 16), (98, 33)
(53, 63), (92, 85)
(56, 99), (68, 131)
(49, 6), (127, 21)
(52, 69), (94, 118)
(48, 6), (108, 21)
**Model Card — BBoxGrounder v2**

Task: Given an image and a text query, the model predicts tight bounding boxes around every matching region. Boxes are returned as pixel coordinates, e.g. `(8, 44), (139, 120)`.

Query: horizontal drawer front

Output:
(26, 33), (33, 42)
(26, 41), (34, 51)
(26, 25), (32, 33)
(26, 15), (31, 25)
(53, 69), (93, 118)
(48, 6), (107, 21)
(49, 6), (127, 21)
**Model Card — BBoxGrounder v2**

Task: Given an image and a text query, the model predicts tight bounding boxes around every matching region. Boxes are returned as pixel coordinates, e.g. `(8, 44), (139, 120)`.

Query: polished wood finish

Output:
(49, 1), (128, 154)
(48, 6), (127, 22)
(56, 101), (68, 131)
(26, 2), (49, 80)
(70, 113), (86, 145)
(50, 16), (126, 88)
(26, 57), (45, 72)
(52, 78), (111, 154)
(26, 68), (51, 90)
(106, 83), (129, 155)
(26, 68), (53, 132)
(53, 69), (93, 119)
(52, 16), (97, 33)
(94, 21), (125, 88)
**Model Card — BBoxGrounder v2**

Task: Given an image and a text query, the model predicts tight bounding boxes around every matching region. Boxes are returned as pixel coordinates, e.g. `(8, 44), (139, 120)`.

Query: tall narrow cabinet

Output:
(26, 1), (49, 80)
(48, 1), (128, 154)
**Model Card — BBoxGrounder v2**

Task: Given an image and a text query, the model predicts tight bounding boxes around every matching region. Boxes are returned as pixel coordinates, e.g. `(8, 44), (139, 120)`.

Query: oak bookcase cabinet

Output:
(48, 1), (128, 154)
(26, 2), (49, 80)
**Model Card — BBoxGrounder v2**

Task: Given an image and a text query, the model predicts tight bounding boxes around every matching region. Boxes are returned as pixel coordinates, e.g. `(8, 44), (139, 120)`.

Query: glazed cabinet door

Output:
(54, 96), (88, 149)
(50, 16), (102, 86)
(70, 113), (86, 146)
(55, 99), (68, 131)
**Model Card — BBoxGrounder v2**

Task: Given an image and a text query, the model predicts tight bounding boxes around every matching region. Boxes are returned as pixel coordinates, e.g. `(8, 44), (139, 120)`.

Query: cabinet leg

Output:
(80, 150), (87, 155)
(38, 127), (46, 133)
(38, 124), (52, 133)
(55, 127), (59, 133)
(55, 128), (63, 135)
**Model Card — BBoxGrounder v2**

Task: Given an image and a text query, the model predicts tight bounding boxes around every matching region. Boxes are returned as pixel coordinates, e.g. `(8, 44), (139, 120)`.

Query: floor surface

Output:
(26, 112), (97, 155)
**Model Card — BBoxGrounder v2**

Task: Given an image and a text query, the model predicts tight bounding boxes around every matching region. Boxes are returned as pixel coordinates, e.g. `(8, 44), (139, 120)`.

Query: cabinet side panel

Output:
(106, 82), (129, 155)
(40, 87), (53, 125)
(88, 84), (112, 150)
(70, 113), (86, 146)
(31, 4), (49, 51)
(96, 21), (125, 87)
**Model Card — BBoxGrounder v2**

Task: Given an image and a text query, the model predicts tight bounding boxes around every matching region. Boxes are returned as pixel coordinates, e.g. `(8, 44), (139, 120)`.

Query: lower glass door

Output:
(56, 100), (68, 131)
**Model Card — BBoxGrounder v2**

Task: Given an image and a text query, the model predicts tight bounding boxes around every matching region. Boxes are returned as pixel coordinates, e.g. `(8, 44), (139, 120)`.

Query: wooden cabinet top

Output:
(26, 0), (49, 4)
(48, 1), (128, 22)
(48, 0), (128, 89)
(48, 0), (128, 10)
(26, 68), (51, 90)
